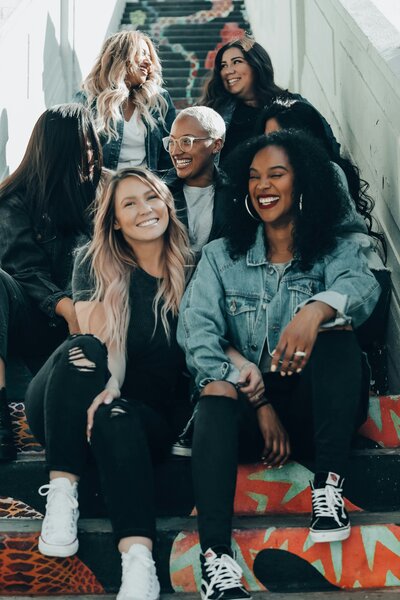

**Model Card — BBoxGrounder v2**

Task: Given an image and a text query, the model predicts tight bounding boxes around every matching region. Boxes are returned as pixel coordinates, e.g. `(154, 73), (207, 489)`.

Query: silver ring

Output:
(294, 350), (307, 358)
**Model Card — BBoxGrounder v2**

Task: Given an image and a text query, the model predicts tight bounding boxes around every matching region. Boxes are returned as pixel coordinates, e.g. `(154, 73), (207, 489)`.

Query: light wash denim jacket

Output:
(74, 89), (175, 170)
(177, 225), (381, 389)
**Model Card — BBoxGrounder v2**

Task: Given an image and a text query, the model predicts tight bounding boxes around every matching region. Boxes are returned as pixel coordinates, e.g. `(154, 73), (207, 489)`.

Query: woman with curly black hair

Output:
(257, 99), (391, 392)
(177, 130), (380, 600)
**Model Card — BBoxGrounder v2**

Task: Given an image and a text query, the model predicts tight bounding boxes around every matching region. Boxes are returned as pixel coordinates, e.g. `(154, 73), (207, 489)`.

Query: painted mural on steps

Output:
(124, 0), (249, 109)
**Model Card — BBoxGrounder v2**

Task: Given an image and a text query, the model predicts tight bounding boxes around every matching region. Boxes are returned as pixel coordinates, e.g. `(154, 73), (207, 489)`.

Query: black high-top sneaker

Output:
(200, 546), (251, 600)
(0, 388), (16, 461)
(171, 411), (195, 457)
(309, 471), (350, 542)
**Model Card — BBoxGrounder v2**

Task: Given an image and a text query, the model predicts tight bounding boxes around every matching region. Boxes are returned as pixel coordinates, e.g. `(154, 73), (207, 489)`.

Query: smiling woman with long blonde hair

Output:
(25, 168), (192, 600)
(77, 30), (176, 171)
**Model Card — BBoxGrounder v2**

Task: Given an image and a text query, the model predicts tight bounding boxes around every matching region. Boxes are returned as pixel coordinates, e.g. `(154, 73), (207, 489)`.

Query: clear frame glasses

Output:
(162, 135), (212, 153)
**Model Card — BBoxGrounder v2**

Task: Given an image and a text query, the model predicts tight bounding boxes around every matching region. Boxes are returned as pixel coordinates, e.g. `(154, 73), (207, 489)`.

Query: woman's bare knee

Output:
(201, 380), (238, 399)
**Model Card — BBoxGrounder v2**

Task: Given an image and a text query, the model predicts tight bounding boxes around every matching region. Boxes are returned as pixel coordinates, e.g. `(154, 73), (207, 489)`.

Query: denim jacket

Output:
(0, 193), (88, 319)
(177, 225), (381, 389)
(75, 89), (176, 170)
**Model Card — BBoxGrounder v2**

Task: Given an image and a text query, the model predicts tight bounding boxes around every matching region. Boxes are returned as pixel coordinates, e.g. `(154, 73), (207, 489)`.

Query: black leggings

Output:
(0, 269), (68, 371)
(192, 331), (369, 551)
(25, 334), (174, 543)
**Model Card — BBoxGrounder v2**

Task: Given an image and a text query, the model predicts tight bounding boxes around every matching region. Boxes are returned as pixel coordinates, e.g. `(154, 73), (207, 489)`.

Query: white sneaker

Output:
(38, 477), (79, 557)
(117, 544), (160, 600)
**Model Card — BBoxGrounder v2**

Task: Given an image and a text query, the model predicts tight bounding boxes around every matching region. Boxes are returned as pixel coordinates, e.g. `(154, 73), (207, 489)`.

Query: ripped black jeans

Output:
(25, 334), (175, 542)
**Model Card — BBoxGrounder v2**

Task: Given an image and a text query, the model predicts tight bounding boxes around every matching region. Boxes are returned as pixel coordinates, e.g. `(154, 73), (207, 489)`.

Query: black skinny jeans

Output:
(0, 269), (68, 371)
(25, 334), (174, 543)
(192, 331), (369, 551)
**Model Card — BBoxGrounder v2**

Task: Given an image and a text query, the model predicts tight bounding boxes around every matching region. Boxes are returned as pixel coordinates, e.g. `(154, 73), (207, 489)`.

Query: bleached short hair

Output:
(176, 106), (226, 142)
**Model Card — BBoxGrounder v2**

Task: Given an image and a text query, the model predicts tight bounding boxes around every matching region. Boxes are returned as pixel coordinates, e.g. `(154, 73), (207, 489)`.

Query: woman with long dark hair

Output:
(0, 103), (102, 461)
(257, 98), (391, 392)
(200, 35), (338, 164)
(25, 168), (192, 600)
(177, 131), (380, 599)
(77, 30), (176, 170)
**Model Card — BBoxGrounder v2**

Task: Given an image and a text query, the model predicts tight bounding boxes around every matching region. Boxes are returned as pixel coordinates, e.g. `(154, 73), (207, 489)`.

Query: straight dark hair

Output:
(200, 36), (284, 110)
(0, 103), (102, 234)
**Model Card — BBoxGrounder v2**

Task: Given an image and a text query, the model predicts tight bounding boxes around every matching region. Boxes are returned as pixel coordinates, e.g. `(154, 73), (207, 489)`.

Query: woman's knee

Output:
(201, 380), (238, 399)
(64, 334), (107, 373)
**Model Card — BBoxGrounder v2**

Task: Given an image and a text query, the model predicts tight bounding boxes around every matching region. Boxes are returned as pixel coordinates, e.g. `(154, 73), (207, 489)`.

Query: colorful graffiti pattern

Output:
(359, 395), (400, 447)
(170, 524), (400, 592)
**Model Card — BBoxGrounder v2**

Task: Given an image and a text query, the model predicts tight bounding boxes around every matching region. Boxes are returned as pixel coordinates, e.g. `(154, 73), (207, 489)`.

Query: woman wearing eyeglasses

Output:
(160, 106), (230, 259)
(76, 30), (175, 171)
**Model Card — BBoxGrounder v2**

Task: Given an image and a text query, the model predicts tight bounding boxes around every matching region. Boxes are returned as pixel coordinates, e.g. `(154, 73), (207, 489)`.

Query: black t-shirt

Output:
(220, 101), (263, 165)
(72, 248), (185, 413)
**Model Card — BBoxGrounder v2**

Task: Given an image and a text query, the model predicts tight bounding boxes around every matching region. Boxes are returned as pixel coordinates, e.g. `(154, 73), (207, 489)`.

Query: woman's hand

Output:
(237, 362), (265, 404)
(271, 301), (336, 376)
(257, 404), (291, 467)
(55, 297), (81, 334)
(86, 385), (120, 442)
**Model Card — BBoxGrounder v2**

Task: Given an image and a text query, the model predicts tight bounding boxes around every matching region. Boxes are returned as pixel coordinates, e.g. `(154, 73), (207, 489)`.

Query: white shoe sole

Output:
(38, 535), (79, 557)
(310, 524), (351, 543)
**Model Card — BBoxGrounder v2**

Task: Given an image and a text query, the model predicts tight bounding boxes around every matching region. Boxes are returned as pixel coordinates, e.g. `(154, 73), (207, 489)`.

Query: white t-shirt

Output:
(183, 184), (215, 252)
(117, 112), (147, 169)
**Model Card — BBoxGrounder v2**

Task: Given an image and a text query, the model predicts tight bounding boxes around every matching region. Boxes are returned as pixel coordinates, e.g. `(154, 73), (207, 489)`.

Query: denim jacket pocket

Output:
(225, 295), (258, 350)
(286, 276), (323, 317)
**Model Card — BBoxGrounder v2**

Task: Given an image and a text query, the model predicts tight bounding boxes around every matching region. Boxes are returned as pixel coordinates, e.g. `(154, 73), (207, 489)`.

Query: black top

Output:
(220, 101), (263, 165)
(72, 248), (185, 414)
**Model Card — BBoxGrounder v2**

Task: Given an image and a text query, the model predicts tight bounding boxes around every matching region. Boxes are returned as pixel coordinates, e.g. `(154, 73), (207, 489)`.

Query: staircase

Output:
(120, 0), (250, 108)
(1, 1), (400, 598)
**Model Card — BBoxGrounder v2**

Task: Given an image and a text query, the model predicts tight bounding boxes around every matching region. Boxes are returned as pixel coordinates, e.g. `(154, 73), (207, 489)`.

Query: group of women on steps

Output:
(0, 29), (390, 600)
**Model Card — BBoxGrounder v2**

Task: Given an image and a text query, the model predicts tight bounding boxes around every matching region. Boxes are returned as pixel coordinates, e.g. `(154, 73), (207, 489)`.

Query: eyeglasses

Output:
(162, 135), (212, 153)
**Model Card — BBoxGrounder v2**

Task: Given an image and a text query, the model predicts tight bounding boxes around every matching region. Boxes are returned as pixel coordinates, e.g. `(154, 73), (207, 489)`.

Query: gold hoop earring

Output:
(244, 194), (261, 221)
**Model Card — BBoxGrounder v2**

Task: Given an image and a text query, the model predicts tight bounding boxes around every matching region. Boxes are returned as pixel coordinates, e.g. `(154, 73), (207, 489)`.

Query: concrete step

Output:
(2, 449), (400, 518)
(1, 513), (400, 594)
(5, 592), (400, 599)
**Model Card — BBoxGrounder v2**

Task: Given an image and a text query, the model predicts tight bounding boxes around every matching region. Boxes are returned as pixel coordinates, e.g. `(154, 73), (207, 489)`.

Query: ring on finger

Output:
(294, 350), (307, 358)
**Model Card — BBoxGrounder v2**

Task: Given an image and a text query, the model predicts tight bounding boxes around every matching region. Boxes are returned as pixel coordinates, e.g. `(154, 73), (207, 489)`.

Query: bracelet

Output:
(252, 397), (270, 410)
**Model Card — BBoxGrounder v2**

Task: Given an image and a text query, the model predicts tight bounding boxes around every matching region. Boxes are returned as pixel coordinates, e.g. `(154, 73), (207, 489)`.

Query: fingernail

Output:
(87, 436), (91, 444)
(267, 465), (272, 469)
(271, 350), (276, 356)
(296, 368), (302, 373)
(278, 465), (283, 469)
(270, 364), (277, 372)
(104, 396), (112, 405)
(287, 371), (293, 376)
(280, 371), (286, 377)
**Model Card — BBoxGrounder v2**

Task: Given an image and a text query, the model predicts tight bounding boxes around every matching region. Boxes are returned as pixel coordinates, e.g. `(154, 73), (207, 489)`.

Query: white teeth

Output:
(137, 218), (158, 227)
(227, 78), (240, 85)
(258, 196), (279, 206)
(176, 159), (191, 167)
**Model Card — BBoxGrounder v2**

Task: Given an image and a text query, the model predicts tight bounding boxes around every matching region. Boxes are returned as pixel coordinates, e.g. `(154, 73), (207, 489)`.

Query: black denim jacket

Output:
(0, 193), (89, 320)
(160, 166), (232, 257)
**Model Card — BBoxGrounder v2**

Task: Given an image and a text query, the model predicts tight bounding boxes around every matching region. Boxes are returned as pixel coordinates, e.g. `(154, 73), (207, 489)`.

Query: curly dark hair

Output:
(223, 130), (350, 270)
(200, 36), (284, 110)
(256, 98), (386, 258)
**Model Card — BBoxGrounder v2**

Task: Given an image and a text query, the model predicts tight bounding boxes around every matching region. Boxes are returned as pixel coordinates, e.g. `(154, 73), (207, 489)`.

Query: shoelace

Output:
(312, 485), (346, 526)
(121, 551), (158, 599)
(205, 553), (244, 593)
(39, 484), (78, 534)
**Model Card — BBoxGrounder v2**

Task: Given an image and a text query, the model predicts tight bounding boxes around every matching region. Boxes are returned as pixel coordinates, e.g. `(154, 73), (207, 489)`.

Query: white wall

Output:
(246, 0), (400, 389)
(0, 0), (125, 177)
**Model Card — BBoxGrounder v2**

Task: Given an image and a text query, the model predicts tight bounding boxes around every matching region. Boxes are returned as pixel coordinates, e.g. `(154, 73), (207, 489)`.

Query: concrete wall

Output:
(246, 0), (400, 390)
(0, 0), (125, 177)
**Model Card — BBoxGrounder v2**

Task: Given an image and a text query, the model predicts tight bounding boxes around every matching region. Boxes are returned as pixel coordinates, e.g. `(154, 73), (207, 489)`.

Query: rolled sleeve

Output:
(177, 243), (239, 389)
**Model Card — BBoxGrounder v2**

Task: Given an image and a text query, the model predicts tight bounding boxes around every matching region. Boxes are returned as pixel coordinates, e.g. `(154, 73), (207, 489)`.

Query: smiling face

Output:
(113, 176), (169, 249)
(249, 145), (295, 227)
(125, 38), (152, 87)
(220, 47), (255, 102)
(169, 115), (222, 186)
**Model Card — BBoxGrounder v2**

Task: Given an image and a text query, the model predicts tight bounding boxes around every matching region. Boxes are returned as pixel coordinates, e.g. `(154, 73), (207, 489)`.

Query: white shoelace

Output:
(120, 551), (159, 600)
(312, 485), (346, 526)
(39, 483), (78, 535)
(204, 553), (244, 593)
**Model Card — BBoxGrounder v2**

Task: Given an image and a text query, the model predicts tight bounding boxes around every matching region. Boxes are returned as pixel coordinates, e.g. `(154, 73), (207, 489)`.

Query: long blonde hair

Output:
(85, 168), (191, 354)
(81, 31), (167, 140)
